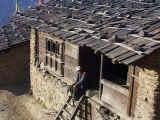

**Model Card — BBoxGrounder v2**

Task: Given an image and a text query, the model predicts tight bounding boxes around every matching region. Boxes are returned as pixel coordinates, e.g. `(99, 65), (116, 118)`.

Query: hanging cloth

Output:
(39, 0), (43, 4)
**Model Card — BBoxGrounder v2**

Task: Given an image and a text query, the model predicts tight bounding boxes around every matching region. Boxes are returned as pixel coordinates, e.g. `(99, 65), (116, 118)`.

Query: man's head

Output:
(75, 66), (81, 72)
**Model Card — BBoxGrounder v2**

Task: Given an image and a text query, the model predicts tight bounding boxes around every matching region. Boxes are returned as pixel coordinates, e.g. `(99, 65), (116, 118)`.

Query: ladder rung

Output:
(66, 102), (75, 107)
(55, 96), (72, 120)
(71, 96), (85, 120)
(59, 115), (65, 120)
(63, 109), (71, 117)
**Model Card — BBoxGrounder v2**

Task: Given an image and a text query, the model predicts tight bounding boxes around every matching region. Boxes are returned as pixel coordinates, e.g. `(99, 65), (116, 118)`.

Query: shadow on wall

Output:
(153, 71), (160, 120)
(0, 43), (30, 96)
(0, 82), (30, 96)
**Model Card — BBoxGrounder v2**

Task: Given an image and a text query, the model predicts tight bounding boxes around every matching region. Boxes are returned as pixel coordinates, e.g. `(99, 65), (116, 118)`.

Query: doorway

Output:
(79, 46), (101, 90)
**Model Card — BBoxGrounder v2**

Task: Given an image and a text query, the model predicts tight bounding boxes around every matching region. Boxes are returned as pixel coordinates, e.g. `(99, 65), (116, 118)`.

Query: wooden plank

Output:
(114, 43), (144, 55)
(145, 22), (160, 33)
(150, 28), (160, 35)
(145, 44), (160, 54)
(127, 65), (135, 116)
(76, 38), (97, 46)
(74, 37), (91, 45)
(61, 32), (77, 39)
(91, 41), (108, 50)
(131, 34), (160, 43)
(116, 51), (137, 62)
(86, 40), (101, 47)
(153, 33), (160, 40)
(108, 48), (129, 59)
(105, 46), (121, 56)
(90, 41), (104, 50)
(131, 66), (139, 116)
(101, 80), (128, 115)
(53, 30), (66, 36)
(121, 55), (143, 65)
(102, 44), (119, 54)
(71, 35), (88, 44)
(94, 43), (112, 53)
(67, 34), (82, 41)
(99, 54), (104, 99)
(101, 79), (129, 96)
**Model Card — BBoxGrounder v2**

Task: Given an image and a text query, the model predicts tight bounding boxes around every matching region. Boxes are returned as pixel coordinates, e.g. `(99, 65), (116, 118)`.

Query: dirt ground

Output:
(0, 84), (56, 120)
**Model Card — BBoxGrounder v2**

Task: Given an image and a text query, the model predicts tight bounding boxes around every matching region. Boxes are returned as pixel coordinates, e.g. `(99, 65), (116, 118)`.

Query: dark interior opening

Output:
(103, 56), (128, 86)
(79, 46), (101, 90)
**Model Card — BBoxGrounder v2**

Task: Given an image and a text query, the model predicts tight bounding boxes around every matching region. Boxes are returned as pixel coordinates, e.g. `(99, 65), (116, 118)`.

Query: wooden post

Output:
(127, 65), (139, 117)
(16, 0), (20, 13)
(99, 53), (104, 99)
(127, 65), (134, 116)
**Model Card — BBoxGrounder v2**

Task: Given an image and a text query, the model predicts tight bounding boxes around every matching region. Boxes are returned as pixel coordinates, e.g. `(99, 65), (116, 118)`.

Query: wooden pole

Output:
(99, 53), (104, 99)
(16, 0), (20, 13)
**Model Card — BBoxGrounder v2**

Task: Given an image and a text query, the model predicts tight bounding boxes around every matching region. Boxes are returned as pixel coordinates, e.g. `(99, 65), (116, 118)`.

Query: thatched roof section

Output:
(11, 0), (160, 65)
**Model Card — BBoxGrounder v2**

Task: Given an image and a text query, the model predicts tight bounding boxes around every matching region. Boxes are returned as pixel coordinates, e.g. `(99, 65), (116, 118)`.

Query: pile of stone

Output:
(98, 106), (121, 120)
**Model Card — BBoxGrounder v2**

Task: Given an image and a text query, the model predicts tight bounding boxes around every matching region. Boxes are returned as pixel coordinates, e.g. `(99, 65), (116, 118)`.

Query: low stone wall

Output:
(30, 66), (73, 111)
(134, 49), (160, 120)
(0, 43), (29, 86)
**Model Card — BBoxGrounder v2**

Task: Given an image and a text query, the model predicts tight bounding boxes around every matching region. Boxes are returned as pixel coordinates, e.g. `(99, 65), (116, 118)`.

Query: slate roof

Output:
(0, 21), (30, 51)
(11, 0), (160, 65)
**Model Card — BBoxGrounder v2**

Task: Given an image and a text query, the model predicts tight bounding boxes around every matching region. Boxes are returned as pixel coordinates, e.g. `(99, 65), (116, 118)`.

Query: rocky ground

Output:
(0, 84), (56, 120)
(0, 84), (123, 120)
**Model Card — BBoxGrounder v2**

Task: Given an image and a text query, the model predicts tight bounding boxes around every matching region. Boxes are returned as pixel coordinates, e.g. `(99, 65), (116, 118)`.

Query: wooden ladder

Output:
(55, 95), (85, 120)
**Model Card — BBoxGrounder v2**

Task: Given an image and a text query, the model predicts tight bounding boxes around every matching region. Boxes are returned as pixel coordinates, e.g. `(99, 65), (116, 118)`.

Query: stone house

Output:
(13, 0), (160, 120)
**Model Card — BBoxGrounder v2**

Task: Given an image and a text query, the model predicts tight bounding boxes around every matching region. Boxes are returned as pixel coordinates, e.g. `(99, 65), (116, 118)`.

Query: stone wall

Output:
(0, 43), (29, 86)
(30, 66), (70, 111)
(30, 29), (74, 112)
(134, 49), (160, 120)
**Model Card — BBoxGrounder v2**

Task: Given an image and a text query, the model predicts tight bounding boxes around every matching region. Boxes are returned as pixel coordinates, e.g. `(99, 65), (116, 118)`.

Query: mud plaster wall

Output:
(0, 43), (29, 86)
(134, 49), (160, 120)
(30, 29), (74, 112)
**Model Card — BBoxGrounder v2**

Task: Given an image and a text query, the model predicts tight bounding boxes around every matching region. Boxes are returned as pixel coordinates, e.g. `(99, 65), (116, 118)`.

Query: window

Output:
(46, 40), (51, 52)
(51, 41), (56, 53)
(50, 58), (52, 68)
(56, 42), (60, 54)
(45, 56), (48, 65)
(55, 60), (58, 71)
(46, 39), (60, 54)
(103, 56), (128, 86)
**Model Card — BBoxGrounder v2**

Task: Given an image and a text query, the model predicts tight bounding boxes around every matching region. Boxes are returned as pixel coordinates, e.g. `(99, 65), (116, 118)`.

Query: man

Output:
(72, 66), (86, 100)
